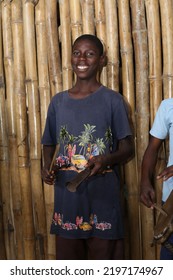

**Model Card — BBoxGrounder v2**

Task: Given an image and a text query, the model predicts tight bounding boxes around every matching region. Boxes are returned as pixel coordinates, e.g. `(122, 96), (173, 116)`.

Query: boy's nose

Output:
(78, 53), (86, 59)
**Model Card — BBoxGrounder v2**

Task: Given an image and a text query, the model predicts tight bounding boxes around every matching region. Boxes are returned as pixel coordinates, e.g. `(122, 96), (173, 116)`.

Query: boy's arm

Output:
(140, 136), (163, 208)
(41, 145), (57, 185)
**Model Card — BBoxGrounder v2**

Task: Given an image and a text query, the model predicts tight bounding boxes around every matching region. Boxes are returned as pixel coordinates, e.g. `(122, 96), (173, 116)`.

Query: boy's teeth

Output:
(77, 66), (88, 69)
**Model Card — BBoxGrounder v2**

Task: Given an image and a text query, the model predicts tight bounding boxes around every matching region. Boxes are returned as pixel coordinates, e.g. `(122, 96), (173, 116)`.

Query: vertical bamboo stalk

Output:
(0, 0), (7, 260)
(159, 0), (173, 99)
(35, 0), (51, 133)
(11, 0), (36, 260)
(118, 0), (135, 112)
(69, 0), (82, 86)
(81, 0), (95, 34)
(10, 0), (26, 260)
(45, 0), (62, 95)
(2, 0), (18, 260)
(104, 0), (119, 91)
(23, 0), (47, 259)
(145, 0), (164, 259)
(130, 0), (155, 259)
(59, 0), (73, 90)
(69, 0), (83, 43)
(145, 0), (162, 122)
(36, 0), (55, 260)
(94, 0), (107, 86)
(118, 0), (141, 260)
(0, 89), (15, 260)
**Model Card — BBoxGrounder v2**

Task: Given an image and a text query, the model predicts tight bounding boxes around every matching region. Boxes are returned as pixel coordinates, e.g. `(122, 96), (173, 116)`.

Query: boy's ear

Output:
(99, 53), (108, 68)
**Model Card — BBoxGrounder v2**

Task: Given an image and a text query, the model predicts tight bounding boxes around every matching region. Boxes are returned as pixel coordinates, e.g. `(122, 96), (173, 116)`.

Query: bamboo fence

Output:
(0, 0), (172, 260)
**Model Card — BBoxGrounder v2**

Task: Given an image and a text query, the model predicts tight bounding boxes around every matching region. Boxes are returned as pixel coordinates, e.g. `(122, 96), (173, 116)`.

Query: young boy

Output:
(41, 34), (134, 260)
(140, 98), (173, 259)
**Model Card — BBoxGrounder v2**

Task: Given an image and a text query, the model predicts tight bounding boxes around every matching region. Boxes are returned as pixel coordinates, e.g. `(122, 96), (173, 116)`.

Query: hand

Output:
(140, 183), (155, 208)
(157, 165), (173, 181)
(41, 167), (56, 185)
(87, 155), (108, 176)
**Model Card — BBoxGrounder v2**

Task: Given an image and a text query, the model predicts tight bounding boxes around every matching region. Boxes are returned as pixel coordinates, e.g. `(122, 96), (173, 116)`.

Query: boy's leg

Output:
(87, 237), (124, 260)
(56, 236), (87, 260)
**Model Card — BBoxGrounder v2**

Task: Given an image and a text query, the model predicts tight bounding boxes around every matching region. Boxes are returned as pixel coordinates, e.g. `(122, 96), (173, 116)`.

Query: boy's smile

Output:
(76, 65), (89, 71)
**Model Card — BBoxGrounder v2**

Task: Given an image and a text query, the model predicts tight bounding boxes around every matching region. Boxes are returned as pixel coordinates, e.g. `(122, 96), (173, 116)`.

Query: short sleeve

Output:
(41, 100), (57, 145)
(150, 101), (169, 140)
(111, 95), (132, 140)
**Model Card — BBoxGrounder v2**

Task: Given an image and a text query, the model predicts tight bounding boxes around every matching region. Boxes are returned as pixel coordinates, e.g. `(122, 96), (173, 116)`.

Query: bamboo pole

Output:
(0, 93), (15, 260)
(36, 0), (56, 260)
(45, 0), (62, 96)
(130, 0), (155, 260)
(94, 0), (107, 86)
(145, 0), (164, 259)
(69, 0), (83, 86)
(145, 0), (162, 122)
(118, 0), (141, 260)
(159, 0), (173, 99)
(104, 0), (119, 91)
(0, 1), (7, 260)
(81, 0), (95, 34)
(2, 0), (19, 260)
(6, 0), (24, 259)
(11, 0), (36, 260)
(35, 0), (51, 134)
(69, 0), (83, 43)
(23, 0), (47, 259)
(59, 0), (73, 90)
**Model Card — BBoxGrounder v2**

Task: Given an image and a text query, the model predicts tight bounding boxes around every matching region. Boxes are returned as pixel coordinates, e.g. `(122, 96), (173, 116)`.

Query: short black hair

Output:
(73, 34), (104, 56)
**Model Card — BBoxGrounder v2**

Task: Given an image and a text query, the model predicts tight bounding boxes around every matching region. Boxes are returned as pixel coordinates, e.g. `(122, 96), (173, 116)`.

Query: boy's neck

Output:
(69, 80), (102, 98)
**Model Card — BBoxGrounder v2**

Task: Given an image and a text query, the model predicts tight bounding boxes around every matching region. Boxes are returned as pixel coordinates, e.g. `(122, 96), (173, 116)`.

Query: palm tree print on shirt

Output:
(56, 124), (112, 171)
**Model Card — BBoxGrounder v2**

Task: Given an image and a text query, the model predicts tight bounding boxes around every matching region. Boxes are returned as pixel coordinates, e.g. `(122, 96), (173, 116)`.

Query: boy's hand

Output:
(87, 155), (108, 176)
(140, 183), (155, 208)
(41, 167), (56, 185)
(157, 165), (173, 181)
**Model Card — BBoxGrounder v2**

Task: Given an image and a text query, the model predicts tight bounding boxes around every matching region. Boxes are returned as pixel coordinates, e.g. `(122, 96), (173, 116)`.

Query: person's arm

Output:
(140, 135), (163, 208)
(41, 145), (56, 185)
(87, 135), (135, 176)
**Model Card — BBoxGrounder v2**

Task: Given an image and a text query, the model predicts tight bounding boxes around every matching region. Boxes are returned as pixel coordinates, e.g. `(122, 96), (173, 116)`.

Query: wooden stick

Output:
(49, 144), (60, 172)
(153, 204), (167, 217)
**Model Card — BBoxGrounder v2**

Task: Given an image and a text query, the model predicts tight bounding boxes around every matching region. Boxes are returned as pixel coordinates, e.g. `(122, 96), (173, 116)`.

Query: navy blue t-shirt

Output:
(42, 85), (132, 239)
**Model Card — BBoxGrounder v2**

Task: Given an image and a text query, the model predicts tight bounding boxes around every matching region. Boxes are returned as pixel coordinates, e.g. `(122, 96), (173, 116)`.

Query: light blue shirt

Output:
(150, 98), (173, 202)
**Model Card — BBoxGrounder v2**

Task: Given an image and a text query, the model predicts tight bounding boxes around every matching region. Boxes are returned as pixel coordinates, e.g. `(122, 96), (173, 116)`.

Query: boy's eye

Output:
(72, 51), (80, 56)
(86, 51), (95, 57)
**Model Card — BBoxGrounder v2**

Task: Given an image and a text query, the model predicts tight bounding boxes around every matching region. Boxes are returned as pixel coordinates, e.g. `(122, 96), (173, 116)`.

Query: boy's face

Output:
(71, 39), (105, 80)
